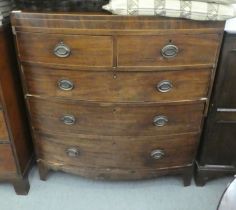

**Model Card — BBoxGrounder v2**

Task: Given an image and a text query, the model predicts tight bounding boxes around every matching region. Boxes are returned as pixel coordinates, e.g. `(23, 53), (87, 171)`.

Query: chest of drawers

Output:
(196, 32), (236, 186)
(11, 12), (225, 186)
(0, 21), (33, 195)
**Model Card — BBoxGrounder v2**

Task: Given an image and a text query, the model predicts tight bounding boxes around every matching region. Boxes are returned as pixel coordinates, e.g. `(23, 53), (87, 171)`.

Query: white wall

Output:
(225, 4), (236, 32)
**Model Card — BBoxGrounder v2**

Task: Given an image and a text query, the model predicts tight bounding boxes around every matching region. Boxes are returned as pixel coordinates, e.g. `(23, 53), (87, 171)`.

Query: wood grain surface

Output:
(0, 111), (9, 141)
(11, 12), (225, 183)
(17, 32), (113, 67)
(27, 98), (204, 136)
(23, 65), (211, 103)
(35, 132), (199, 180)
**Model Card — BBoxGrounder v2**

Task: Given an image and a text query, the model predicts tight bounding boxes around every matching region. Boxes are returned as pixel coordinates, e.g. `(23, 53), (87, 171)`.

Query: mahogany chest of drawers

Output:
(11, 12), (225, 186)
(0, 21), (33, 195)
(196, 32), (236, 186)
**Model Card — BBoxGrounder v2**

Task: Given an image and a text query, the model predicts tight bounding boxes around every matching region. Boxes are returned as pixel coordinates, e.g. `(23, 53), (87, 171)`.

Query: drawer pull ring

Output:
(161, 44), (178, 58)
(61, 115), (76, 125)
(150, 149), (165, 160)
(58, 79), (74, 91)
(153, 115), (168, 127)
(157, 80), (173, 93)
(66, 148), (80, 158)
(54, 42), (71, 58)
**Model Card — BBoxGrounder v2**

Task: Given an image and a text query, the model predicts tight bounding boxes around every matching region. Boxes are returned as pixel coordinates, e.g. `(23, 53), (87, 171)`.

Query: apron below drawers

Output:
(27, 98), (205, 136)
(35, 132), (199, 180)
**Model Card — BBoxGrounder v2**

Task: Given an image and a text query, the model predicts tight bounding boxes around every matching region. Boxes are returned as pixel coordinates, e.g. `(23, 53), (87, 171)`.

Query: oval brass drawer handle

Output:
(66, 147), (80, 158)
(58, 79), (74, 91)
(54, 42), (71, 58)
(150, 149), (165, 160)
(157, 80), (173, 93)
(153, 115), (168, 127)
(161, 44), (178, 58)
(61, 115), (76, 125)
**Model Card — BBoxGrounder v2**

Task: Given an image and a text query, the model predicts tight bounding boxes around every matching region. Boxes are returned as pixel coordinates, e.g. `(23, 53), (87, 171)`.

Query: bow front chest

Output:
(11, 12), (225, 185)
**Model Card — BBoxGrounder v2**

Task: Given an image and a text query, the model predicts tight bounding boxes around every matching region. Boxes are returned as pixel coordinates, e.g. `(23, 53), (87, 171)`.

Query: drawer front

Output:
(23, 66), (211, 102)
(35, 132), (199, 172)
(117, 34), (220, 67)
(16, 32), (113, 67)
(0, 111), (9, 141)
(28, 98), (204, 136)
(0, 144), (16, 173)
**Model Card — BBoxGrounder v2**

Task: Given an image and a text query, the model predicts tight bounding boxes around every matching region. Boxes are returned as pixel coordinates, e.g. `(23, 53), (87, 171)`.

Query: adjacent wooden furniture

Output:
(11, 11), (225, 186)
(0, 20), (33, 195)
(218, 178), (236, 210)
(15, 0), (109, 12)
(196, 32), (236, 186)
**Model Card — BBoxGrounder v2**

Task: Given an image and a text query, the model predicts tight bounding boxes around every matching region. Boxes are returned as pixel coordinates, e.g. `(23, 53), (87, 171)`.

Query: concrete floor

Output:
(0, 167), (233, 210)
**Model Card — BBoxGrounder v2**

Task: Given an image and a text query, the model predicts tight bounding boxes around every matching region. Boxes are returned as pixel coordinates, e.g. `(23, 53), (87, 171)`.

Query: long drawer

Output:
(35, 132), (199, 173)
(23, 66), (211, 103)
(117, 34), (220, 67)
(28, 98), (204, 136)
(16, 32), (113, 67)
(0, 144), (16, 174)
(0, 111), (9, 141)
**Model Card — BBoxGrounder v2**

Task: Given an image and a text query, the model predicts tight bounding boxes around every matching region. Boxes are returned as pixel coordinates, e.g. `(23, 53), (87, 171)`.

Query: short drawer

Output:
(16, 32), (113, 67)
(23, 66), (211, 103)
(28, 98), (204, 136)
(0, 144), (16, 174)
(35, 132), (199, 174)
(0, 111), (9, 141)
(117, 34), (220, 67)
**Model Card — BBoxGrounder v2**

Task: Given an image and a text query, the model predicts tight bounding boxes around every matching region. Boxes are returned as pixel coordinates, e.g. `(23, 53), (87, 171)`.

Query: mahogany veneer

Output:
(11, 12), (225, 186)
